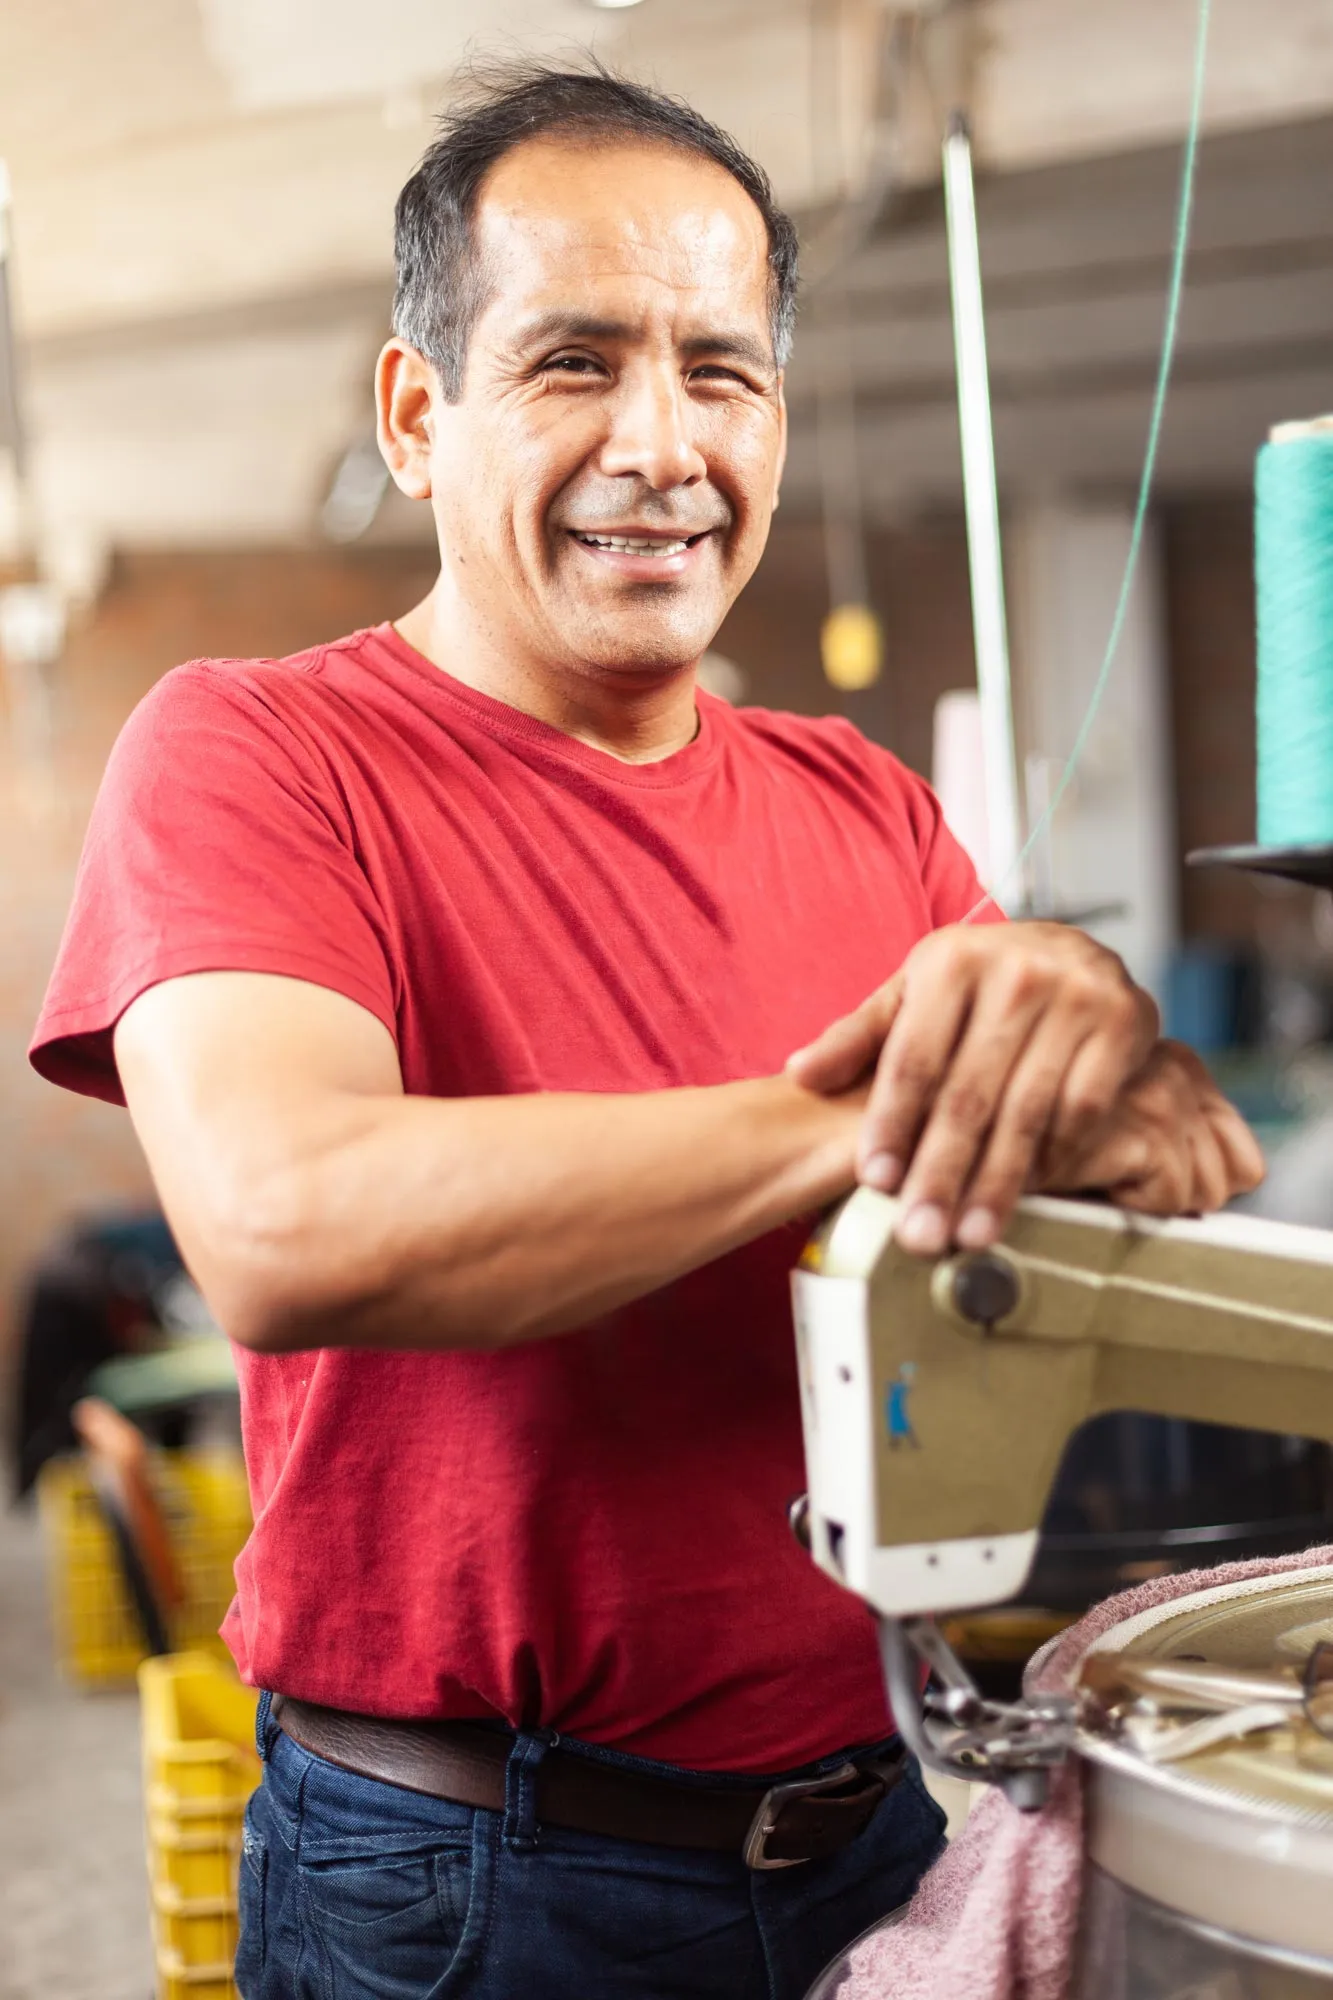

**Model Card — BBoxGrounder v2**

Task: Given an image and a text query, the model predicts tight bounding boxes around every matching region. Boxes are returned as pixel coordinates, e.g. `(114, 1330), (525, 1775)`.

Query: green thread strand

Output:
(1256, 433), (1333, 847)
(967, 0), (1211, 919)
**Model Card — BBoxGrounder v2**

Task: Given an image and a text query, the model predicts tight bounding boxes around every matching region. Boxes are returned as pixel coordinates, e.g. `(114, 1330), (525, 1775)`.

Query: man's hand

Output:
(1039, 1039), (1265, 1214)
(786, 922), (1158, 1254)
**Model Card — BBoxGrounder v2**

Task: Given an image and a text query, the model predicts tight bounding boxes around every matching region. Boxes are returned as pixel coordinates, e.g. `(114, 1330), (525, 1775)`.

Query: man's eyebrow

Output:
(509, 311), (775, 374)
(511, 311), (630, 349)
(680, 330), (775, 374)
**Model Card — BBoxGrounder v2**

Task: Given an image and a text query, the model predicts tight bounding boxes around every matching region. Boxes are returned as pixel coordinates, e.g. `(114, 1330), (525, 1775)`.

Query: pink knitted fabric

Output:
(838, 1541), (1333, 2000)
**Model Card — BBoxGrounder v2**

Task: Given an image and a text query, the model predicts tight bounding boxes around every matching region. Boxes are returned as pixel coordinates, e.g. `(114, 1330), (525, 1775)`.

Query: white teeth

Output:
(576, 533), (690, 557)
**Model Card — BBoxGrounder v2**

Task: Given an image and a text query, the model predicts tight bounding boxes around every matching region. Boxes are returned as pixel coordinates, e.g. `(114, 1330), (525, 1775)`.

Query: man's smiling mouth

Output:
(570, 530), (707, 559)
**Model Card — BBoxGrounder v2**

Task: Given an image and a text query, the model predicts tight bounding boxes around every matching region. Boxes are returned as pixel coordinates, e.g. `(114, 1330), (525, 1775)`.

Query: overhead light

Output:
(584, 0), (648, 10)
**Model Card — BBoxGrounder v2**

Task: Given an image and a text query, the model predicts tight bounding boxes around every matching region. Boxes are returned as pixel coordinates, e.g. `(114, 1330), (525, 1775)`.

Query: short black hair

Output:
(392, 57), (799, 400)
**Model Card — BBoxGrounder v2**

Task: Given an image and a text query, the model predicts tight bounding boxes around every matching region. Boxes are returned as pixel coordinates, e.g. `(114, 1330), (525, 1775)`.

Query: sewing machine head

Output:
(792, 1191), (1333, 1805)
(794, 1190), (1333, 1620)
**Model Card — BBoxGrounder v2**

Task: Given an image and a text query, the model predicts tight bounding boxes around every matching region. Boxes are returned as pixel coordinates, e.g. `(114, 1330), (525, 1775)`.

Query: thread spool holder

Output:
(1200, 415), (1333, 887)
(1187, 844), (1333, 889)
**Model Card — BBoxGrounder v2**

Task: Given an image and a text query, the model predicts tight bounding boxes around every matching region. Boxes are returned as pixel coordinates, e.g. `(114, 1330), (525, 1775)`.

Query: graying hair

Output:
(392, 57), (800, 399)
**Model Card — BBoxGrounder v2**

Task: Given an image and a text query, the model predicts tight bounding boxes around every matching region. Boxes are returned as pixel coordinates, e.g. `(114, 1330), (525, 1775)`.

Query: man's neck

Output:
(394, 586), (701, 767)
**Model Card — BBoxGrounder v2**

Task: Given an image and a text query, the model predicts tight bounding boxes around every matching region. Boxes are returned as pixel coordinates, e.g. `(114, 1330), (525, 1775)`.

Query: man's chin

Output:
(567, 620), (721, 683)
(543, 563), (727, 681)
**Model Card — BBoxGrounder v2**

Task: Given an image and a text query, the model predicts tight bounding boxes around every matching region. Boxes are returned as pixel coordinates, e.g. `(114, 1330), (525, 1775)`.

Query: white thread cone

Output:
(932, 689), (991, 883)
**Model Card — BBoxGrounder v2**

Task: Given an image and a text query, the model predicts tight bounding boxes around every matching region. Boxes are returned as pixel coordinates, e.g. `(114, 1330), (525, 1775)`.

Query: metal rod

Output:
(942, 113), (1024, 908)
(1081, 1653), (1302, 1713)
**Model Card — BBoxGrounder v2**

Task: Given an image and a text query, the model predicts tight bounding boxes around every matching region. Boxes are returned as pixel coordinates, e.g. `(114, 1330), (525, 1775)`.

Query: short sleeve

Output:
(30, 663), (398, 1105)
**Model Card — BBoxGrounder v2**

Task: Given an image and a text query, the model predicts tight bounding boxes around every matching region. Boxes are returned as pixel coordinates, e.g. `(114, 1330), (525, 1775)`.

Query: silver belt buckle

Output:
(742, 1759), (861, 1870)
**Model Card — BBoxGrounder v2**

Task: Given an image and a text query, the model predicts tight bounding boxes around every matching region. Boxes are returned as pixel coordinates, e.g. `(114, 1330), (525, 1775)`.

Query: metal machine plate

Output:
(1074, 1567), (1333, 1965)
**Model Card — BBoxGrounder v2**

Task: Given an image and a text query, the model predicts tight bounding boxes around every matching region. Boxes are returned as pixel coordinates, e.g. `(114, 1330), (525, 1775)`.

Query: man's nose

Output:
(598, 365), (707, 490)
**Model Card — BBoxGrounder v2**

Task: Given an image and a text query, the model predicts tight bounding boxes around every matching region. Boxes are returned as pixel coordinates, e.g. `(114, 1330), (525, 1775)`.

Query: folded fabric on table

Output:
(837, 1541), (1333, 2000)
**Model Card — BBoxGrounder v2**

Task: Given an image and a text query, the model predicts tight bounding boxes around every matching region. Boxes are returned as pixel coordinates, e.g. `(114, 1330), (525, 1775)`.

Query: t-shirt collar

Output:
(364, 621), (721, 790)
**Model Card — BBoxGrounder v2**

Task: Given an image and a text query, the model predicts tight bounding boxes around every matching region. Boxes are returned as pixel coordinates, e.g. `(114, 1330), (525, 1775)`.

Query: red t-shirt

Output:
(32, 622), (990, 1772)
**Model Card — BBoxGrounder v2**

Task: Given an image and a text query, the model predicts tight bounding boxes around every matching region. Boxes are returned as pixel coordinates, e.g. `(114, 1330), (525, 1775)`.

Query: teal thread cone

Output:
(1256, 429), (1333, 847)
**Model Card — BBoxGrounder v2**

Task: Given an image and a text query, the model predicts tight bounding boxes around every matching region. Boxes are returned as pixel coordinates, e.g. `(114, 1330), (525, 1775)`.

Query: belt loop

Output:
(502, 1730), (550, 1853)
(255, 1689), (277, 1762)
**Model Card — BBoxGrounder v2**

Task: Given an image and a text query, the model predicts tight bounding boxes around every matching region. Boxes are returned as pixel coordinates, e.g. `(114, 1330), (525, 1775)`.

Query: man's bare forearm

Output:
(222, 1077), (861, 1352)
(113, 973), (864, 1354)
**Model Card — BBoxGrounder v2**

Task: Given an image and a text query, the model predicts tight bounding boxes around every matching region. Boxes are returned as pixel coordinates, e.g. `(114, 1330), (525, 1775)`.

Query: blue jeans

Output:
(236, 1693), (945, 2000)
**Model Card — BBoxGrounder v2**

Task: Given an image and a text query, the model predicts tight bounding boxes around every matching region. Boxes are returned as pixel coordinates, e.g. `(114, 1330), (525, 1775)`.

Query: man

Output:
(32, 63), (1261, 2000)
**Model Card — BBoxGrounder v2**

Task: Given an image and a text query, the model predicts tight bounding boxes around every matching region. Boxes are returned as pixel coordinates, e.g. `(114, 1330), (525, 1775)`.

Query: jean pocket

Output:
(299, 1815), (493, 1999)
(234, 1804), (269, 1998)
(899, 1758), (949, 1847)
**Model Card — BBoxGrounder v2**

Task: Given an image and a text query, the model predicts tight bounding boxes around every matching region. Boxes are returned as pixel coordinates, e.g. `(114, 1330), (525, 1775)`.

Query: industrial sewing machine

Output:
(793, 1192), (1333, 1989)
(793, 1189), (1333, 1801)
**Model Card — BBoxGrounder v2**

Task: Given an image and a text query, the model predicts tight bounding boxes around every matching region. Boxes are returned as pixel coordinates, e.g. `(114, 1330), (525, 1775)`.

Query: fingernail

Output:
(897, 1204), (948, 1256)
(861, 1151), (903, 1192)
(785, 1046), (812, 1071)
(957, 1206), (999, 1249)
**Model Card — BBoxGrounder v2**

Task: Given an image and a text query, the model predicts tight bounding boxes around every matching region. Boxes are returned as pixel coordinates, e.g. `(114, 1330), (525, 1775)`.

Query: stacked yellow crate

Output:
(139, 1652), (261, 2000)
(38, 1450), (251, 1685)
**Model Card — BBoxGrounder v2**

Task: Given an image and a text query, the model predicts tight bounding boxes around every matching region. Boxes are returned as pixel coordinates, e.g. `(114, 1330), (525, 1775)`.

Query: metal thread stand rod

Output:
(942, 113), (1025, 910)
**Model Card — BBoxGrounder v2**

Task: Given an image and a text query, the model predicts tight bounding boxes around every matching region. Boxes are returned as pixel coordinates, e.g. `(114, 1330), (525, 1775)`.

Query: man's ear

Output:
(772, 374), (788, 513)
(375, 340), (438, 500)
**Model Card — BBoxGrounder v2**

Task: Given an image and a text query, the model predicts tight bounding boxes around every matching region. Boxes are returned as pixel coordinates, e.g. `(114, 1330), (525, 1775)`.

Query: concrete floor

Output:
(0, 1494), (153, 2000)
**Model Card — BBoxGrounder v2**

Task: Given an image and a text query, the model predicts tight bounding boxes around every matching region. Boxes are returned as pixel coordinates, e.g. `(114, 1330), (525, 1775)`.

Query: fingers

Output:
(1044, 980), (1160, 1169)
(1186, 1117), (1233, 1214)
(873, 930), (1154, 1237)
(945, 963), (1155, 1245)
(1050, 1040), (1265, 1219)
(789, 921), (1168, 1255)
(1122, 1045), (1260, 1214)
(1207, 1089), (1267, 1196)
(947, 1026), (1098, 1250)
(855, 925), (1067, 1201)
(855, 969), (985, 1206)
(786, 979), (905, 1097)
(1094, 1140), (1195, 1216)
(1083, 1046), (1198, 1213)
(883, 931), (1143, 1252)
(893, 980), (1087, 1253)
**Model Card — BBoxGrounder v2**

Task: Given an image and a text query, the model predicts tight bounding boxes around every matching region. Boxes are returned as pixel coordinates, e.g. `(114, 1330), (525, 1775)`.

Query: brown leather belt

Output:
(272, 1696), (906, 1870)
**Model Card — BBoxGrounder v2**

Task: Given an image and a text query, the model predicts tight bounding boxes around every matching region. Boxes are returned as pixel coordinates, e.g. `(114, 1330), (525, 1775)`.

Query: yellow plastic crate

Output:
(140, 1652), (261, 2000)
(38, 1450), (251, 1686)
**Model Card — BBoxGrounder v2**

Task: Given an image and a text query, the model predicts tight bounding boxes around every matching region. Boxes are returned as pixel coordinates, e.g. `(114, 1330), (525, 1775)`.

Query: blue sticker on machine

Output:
(886, 1361), (920, 1448)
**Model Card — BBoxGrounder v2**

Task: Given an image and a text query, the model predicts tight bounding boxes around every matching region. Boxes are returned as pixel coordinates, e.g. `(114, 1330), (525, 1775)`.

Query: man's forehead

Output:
(472, 134), (772, 318)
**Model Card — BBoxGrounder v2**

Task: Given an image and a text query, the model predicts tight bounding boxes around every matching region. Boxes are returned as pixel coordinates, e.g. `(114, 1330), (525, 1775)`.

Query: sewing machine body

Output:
(793, 1192), (1333, 1821)
(794, 1191), (1333, 1622)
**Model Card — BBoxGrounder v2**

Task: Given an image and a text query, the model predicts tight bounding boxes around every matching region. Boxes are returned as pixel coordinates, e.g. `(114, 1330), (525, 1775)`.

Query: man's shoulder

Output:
(119, 629), (392, 767)
(716, 698), (923, 802)
(143, 626), (378, 713)
(99, 630), (397, 815)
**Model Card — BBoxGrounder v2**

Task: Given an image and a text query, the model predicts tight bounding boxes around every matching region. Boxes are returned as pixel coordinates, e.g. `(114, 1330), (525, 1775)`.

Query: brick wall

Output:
(0, 547), (438, 1396)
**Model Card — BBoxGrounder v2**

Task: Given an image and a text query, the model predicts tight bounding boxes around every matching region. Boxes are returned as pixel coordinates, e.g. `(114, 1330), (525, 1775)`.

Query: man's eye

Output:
(690, 366), (747, 386)
(544, 355), (602, 376)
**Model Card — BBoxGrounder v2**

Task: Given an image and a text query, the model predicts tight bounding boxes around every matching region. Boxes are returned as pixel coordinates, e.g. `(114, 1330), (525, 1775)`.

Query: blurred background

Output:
(3, 1), (1333, 1994)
